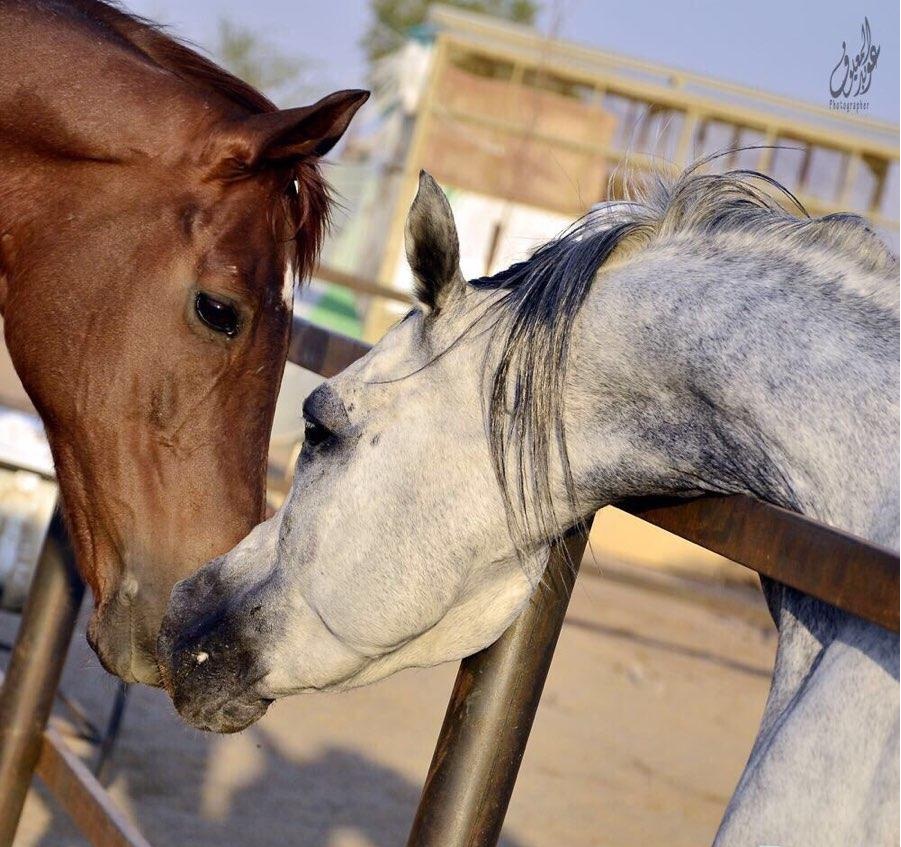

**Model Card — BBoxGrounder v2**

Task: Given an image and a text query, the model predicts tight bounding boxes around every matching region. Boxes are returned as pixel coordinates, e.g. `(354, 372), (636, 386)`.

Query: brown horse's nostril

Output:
(121, 573), (140, 601)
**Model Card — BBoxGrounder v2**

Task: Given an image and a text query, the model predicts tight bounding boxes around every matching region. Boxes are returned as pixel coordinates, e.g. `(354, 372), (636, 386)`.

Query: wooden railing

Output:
(0, 317), (896, 847)
(313, 264), (413, 306)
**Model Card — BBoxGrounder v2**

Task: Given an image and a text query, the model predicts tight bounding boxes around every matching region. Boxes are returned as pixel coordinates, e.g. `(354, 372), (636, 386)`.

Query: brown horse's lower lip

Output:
(128, 654), (164, 687)
(87, 597), (164, 686)
(91, 639), (161, 686)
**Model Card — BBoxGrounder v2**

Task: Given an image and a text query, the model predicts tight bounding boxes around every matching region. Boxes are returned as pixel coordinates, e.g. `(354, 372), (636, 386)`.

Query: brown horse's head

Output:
(0, 1), (367, 683)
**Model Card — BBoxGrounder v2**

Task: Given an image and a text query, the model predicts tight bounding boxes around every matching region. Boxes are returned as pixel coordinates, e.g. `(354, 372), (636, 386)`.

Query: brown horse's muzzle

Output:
(86, 578), (167, 686)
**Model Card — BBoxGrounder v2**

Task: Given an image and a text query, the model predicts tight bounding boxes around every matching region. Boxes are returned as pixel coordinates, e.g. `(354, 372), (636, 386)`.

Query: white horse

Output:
(159, 166), (899, 846)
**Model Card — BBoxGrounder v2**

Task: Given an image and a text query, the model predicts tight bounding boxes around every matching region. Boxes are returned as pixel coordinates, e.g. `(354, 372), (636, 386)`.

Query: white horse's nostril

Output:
(195, 651), (209, 664)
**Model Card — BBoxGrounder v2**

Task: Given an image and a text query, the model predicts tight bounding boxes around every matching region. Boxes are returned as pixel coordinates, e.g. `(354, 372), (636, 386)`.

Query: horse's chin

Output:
(88, 636), (162, 685)
(173, 693), (272, 734)
(155, 645), (272, 732)
(87, 597), (164, 686)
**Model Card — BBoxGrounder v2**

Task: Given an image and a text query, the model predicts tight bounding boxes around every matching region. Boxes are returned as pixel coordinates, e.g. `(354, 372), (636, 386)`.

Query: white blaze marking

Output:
(283, 273), (296, 309)
(195, 651), (209, 664)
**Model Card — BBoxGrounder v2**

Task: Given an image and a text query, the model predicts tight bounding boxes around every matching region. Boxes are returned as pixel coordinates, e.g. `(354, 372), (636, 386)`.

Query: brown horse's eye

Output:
(195, 292), (240, 337)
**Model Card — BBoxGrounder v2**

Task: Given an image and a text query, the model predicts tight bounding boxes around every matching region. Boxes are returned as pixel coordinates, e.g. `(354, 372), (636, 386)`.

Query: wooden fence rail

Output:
(0, 316), (897, 847)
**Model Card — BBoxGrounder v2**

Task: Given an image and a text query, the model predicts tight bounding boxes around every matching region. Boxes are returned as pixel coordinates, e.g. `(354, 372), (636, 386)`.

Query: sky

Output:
(127, 0), (899, 124)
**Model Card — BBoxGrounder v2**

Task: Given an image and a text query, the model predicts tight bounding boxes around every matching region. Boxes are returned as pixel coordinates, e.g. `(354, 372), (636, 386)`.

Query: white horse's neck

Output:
(567, 236), (899, 547)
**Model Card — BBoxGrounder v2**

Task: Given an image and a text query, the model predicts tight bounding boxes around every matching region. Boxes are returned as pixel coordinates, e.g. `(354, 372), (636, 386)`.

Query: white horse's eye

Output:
(304, 418), (333, 448)
(301, 383), (349, 450)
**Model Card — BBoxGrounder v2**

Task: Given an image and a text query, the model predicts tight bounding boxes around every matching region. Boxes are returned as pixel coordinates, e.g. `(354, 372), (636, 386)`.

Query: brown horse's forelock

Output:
(285, 163), (331, 282)
(63, 0), (331, 283)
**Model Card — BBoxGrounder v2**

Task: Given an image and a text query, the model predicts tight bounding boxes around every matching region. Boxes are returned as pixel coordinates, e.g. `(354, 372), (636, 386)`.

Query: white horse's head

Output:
(158, 162), (899, 733)
(158, 174), (575, 731)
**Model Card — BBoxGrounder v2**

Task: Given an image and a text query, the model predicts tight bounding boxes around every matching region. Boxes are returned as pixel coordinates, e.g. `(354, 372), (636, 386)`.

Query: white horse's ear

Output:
(404, 172), (464, 312)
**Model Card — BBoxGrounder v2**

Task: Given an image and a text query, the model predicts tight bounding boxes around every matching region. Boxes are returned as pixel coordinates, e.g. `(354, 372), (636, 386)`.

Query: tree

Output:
(362, 0), (539, 64)
(215, 19), (310, 106)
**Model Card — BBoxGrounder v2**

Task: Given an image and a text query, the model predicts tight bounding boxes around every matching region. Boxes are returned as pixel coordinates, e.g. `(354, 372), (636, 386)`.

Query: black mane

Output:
(463, 160), (894, 552)
(471, 218), (642, 548)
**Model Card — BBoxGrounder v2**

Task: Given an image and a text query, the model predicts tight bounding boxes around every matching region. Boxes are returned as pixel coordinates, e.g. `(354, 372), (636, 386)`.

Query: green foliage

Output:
(362, 0), (539, 63)
(215, 19), (310, 105)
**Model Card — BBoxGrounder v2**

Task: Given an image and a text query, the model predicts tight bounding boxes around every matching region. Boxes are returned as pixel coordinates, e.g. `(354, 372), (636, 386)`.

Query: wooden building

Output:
(330, 5), (899, 339)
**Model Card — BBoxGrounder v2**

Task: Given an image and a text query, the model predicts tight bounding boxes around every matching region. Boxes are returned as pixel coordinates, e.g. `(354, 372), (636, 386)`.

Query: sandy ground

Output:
(4, 561), (777, 847)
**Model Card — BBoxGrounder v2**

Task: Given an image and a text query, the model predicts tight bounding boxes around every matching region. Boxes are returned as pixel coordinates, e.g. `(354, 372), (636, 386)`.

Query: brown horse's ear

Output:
(211, 89), (369, 172)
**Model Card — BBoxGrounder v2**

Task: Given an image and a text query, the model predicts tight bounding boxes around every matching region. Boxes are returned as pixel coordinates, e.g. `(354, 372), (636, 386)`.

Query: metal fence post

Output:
(406, 529), (588, 847)
(0, 507), (84, 844)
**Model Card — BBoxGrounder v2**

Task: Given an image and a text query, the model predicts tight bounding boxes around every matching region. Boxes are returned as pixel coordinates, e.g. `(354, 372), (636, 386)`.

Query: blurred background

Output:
(2, 1), (898, 845)
(126, 0), (899, 342)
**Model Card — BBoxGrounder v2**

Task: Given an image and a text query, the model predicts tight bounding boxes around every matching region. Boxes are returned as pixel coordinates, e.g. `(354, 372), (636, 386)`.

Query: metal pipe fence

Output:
(0, 510), (85, 845)
(0, 316), (896, 847)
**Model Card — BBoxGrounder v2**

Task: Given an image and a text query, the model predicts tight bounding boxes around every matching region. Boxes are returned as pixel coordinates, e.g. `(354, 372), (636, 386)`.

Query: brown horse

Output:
(0, 0), (367, 684)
